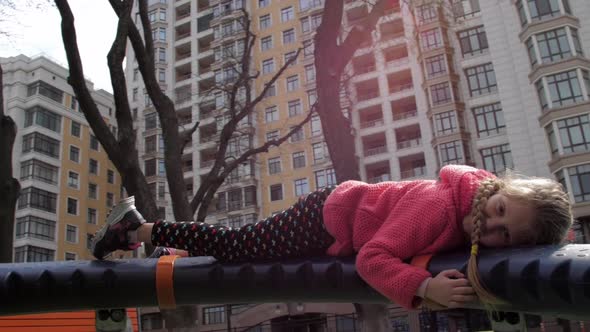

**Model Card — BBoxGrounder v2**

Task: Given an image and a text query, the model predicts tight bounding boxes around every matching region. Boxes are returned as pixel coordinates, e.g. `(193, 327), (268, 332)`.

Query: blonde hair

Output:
(467, 175), (573, 305)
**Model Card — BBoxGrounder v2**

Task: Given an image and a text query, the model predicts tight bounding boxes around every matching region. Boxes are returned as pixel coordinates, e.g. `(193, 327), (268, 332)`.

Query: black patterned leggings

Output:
(150, 187), (335, 263)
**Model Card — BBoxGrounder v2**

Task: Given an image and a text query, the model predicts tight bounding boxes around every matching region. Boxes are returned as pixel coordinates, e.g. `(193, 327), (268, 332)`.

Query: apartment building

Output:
(1, 54), (122, 263)
(128, 0), (590, 330)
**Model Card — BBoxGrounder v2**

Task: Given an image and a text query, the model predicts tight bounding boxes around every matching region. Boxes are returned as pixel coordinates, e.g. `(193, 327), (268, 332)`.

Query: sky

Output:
(0, 1), (118, 92)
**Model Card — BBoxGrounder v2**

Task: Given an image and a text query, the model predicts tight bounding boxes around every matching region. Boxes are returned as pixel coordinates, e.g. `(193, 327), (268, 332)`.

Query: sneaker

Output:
(92, 196), (146, 260)
(148, 247), (174, 258)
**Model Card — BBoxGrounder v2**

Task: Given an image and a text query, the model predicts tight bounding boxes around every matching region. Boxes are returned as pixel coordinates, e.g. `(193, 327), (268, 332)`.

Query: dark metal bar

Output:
(1, 245), (589, 319)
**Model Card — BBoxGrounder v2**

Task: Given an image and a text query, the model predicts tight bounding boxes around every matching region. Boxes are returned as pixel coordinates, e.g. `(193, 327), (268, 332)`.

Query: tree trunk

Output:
(0, 64), (21, 263)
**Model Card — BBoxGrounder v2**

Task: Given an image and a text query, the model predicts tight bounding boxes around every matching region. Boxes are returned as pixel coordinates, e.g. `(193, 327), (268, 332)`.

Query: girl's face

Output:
(463, 193), (537, 248)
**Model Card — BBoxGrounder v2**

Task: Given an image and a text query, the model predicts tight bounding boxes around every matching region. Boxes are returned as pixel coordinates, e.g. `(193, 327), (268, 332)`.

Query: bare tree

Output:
(0, 0), (53, 263)
(54, 0), (309, 329)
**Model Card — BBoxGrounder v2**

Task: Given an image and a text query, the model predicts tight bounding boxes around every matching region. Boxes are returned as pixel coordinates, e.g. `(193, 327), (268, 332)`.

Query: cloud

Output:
(0, 0), (118, 92)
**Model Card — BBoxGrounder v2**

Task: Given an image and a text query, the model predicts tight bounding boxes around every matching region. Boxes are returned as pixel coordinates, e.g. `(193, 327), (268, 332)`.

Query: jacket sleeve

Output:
(355, 197), (450, 309)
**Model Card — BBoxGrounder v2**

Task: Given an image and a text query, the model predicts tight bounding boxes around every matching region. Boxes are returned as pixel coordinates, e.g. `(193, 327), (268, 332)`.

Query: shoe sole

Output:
(92, 196), (137, 258)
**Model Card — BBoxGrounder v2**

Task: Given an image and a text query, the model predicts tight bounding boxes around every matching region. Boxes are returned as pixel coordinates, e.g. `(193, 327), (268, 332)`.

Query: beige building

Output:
(1, 54), (123, 262)
(127, 0), (590, 330)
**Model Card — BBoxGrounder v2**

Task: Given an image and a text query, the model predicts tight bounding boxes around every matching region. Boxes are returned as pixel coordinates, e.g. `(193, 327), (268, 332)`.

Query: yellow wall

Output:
(249, 0), (320, 216)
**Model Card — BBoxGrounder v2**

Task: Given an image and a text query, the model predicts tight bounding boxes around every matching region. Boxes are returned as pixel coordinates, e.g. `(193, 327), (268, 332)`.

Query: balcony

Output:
(395, 124), (421, 150)
(175, 3), (191, 21)
(353, 54), (376, 76)
(175, 42), (191, 62)
(379, 19), (404, 41)
(368, 173), (391, 183)
(397, 138), (422, 150)
(175, 22), (191, 42)
(391, 96), (418, 121)
(383, 45), (408, 67)
(388, 69), (413, 95)
(355, 79), (380, 102)
(399, 153), (426, 179)
(359, 105), (384, 129)
(362, 133), (388, 157)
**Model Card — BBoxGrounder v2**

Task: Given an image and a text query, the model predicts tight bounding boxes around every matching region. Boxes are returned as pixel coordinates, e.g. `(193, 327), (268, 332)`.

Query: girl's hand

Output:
(425, 269), (477, 308)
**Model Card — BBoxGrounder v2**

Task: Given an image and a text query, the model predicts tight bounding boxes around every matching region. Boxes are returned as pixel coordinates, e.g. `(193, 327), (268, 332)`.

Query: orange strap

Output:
(410, 254), (433, 269)
(156, 255), (179, 309)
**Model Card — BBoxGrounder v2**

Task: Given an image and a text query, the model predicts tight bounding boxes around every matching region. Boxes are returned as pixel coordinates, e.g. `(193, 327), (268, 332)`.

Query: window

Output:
(68, 171), (79, 189)
(303, 39), (315, 57)
(20, 159), (58, 184)
(292, 151), (306, 168)
(108, 169), (115, 184)
(458, 26), (488, 57)
(89, 159), (98, 175)
(70, 97), (77, 111)
(89, 183), (98, 199)
(133, 68), (139, 81)
(281, 6), (294, 21)
(268, 157), (281, 174)
(288, 100), (302, 117)
(132, 88), (138, 101)
(290, 126), (304, 142)
(90, 134), (99, 151)
(262, 58), (274, 74)
(266, 130), (279, 142)
(23, 107), (62, 132)
(473, 103), (506, 137)
(283, 28), (295, 44)
(106, 192), (114, 207)
(158, 48), (167, 62)
(311, 114), (322, 136)
(536, 79), (548, 109)
(439, 141), (463, 165)
(27, 81), (63, 103)
(88, 208), (97, 225)
(416, 4), (438, 23)
(305, 65), (316, 82)
(22, 132), (60, 159)
(286, 75), (299, 92)
(15, 216), (56, 241)
(315, 168), (336, 189)
(260, 14), (271, 29)
(557, 114), (590, 153)
(312, 142), (329, 163)
(452, 0), (481, 19)
(71, 121), (81, 137)
(536, 27), (572, 63)
(18, 187), (57, 212)
(420, 28), (442, 51)
(66, 224), (78, 243)
(465, 63), (497, 96)
(430, 82), (453, 106)
(145, 112), (158, 130)
(67, 197), (78, 215)
(284, 51), (298, 66)
(65, 252), (76, 261)
(568, 164), (590, 202)
(203, 306), (226, 325)
(141, 313), (164, 331)
(526, 38), (538, 66)
(69, 145), (80, 163)
(158, 68), (166, 83)
(425, 54), (447, 78)
(480, 144), (513, 174)
(145, 135), (157, 153)
(158, 159), (166, 175)
(259, 0), (269, 7)
(527, 0), (563, 22)
(433, 111), (457, 136)
(145, 159), (156, 176)
(261, 36), (273, 51)
(265, 106), (279, 123)
(270, 184), (283, 201)
(571, 28), (583, 56)
(14, 245), (54, 263)
(294, 178), (309, 196)
(545, 70), (584, 108)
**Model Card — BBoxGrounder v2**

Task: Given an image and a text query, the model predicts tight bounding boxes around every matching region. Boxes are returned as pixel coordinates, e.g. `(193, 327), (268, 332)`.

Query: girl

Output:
(91, 165), (572, 309)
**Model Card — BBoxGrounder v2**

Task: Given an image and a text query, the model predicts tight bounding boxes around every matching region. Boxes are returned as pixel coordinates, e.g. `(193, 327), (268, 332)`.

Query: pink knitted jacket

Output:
(322, 165), (494, 309)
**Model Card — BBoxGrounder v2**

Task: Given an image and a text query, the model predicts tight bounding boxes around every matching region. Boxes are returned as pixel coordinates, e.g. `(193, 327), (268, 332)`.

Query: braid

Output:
(467, 179), (506, 306)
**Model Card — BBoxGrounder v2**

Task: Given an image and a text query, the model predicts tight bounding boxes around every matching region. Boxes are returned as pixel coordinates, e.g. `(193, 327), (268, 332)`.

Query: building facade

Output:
(126, 0), (590, 331)
(1, 54), (123, 263)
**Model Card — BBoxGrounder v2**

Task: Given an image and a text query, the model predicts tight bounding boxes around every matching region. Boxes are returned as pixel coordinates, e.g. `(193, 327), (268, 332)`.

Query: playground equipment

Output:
(0, 244), (588, 321)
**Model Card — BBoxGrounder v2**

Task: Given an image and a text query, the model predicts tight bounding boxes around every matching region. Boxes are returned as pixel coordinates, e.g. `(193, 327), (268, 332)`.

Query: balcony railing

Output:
(360, 118), (384, 129)
(364, 145), (387, 156)
(400, 166), (426, 179)
(355, 64), (376, 75)
(397, 137), (422, 150)
(368, 173), (391, 183)
(357, 90), (380, 101)
(389, 82), (413, 94)
(200, 159), (215, 168)
(392, 109), (417, 121)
